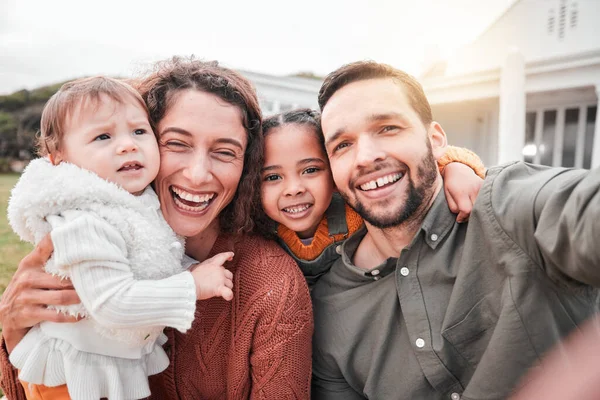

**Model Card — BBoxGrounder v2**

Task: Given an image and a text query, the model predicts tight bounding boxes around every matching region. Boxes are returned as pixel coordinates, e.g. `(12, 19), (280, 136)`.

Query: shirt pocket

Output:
(442, 296), (498, 367)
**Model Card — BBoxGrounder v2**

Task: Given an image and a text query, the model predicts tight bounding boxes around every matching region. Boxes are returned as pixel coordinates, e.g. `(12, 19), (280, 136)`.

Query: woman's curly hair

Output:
(135, 56), (270, 236)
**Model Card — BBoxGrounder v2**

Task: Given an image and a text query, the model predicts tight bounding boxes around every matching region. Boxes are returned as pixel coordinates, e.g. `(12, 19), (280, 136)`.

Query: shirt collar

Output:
(338, 189), (457, 280)
(339, 225), (398, 282)
(419, 188), (457, 250)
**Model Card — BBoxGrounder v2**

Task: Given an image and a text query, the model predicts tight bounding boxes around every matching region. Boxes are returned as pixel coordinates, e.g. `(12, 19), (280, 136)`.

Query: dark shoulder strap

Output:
(326, 192), (349, 236)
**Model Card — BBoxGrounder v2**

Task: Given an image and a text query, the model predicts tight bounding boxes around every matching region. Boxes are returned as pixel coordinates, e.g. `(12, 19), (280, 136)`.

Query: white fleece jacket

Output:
(7, 158), (197, 399)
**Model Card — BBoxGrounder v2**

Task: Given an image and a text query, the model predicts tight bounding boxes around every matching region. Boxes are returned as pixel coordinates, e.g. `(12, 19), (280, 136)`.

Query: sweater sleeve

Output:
(437, 145), (486, 179)
(50, 213), (196, 332)
(248, 257), (314, 400)
(0, 337), (27, 400)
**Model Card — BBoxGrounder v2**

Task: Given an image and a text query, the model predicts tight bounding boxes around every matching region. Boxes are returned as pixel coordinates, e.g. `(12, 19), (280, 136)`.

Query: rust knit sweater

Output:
(0, 233), (314, 400)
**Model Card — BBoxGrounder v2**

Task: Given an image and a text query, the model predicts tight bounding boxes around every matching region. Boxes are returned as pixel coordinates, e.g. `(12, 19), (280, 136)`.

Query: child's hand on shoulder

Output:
(190, 252), (234, 301)
(443, 162), (484, 223)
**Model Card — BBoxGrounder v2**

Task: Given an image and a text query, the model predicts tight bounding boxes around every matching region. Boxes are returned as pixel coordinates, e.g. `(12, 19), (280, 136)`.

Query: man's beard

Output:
(340, 143), (438, 229)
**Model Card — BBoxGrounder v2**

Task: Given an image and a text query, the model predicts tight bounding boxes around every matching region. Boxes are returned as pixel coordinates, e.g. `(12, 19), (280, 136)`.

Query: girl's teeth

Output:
(284, 205), (311, 213)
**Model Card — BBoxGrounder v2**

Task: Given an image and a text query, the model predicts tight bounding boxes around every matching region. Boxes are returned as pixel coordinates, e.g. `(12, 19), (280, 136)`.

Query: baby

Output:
(8, 76), (233, 400)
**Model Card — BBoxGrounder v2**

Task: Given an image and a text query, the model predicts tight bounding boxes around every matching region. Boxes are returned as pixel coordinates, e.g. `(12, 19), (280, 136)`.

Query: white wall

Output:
(432, 99), (500, 166)
(445, 0), (600, 77)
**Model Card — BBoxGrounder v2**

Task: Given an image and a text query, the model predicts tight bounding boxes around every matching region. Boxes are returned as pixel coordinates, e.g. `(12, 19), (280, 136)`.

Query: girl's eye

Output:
(303, 167), (320, 175)
(134, 129), (147, 135)
(263, 174), (281, 182)
(94, 133), (111, 141)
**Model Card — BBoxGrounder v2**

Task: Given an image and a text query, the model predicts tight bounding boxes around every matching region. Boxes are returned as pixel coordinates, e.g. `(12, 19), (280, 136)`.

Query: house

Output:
(421, 0), (600, 168)
(239, 70), (321, 116)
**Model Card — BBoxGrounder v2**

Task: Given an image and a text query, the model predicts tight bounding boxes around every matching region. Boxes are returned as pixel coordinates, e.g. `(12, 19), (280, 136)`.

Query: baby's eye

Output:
(94, 133), (111, 141)
(134, 129), (147, 135)
(263, 174), (281, 182)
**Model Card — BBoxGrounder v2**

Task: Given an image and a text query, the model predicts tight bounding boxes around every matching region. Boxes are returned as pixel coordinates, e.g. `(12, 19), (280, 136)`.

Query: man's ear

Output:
(428, 121), (448, 160)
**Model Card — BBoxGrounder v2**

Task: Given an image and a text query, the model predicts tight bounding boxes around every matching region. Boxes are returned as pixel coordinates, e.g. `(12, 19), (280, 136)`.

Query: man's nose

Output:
(355, 135), (385, 167)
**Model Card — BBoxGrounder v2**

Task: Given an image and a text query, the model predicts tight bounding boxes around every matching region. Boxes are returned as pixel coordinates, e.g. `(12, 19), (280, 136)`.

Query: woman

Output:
(0, 57), (313, 399)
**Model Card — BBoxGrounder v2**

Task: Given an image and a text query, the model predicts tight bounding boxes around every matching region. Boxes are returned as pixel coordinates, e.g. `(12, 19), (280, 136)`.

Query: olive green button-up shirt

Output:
(312, 162), (600, 400)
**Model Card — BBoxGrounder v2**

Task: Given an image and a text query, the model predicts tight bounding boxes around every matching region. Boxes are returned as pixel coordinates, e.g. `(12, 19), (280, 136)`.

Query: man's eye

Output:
(94, 134), (110, 141)
(263, 174), (281, 182)
(334, 142), (350, 152)
(382, 126), (399, 133)
(134, 129), (147, 135)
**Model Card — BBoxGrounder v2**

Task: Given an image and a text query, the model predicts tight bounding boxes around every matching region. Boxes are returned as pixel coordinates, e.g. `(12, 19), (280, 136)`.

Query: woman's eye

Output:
(134, 129), (147, 135)
(216, 151), (236, 159)
(94, 133), (111, 141)
(263, 174), (281, 182)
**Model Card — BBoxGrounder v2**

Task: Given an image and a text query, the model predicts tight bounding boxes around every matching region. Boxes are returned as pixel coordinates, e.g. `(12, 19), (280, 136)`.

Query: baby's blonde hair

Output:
(37, 76), (148, 156)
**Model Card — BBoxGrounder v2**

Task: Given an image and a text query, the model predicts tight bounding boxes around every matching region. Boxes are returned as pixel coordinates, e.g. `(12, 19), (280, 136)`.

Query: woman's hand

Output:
(0, 235), (80, 353)
(190, 252), (234, 301)
(442, 162), (484, 223)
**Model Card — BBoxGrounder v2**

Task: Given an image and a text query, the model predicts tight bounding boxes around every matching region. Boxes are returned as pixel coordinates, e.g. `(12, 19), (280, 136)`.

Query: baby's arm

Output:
(51, 212), (197, 331)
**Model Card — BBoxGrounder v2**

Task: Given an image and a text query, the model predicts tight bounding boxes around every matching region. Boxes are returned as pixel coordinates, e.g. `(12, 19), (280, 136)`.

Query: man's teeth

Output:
(360, 173), (403, 191)
(172, 187), (215, 203)
(283, 204), (311, 214)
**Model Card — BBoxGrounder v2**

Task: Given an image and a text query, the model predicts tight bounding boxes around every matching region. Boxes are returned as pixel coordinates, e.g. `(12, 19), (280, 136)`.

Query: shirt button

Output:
(451, 393), (461, 400)
(335, 245), (342, 255)
(415, 338), (425, 348)
(371, 269), (380, 276)
(373, 276), (380, 281)
(431, 233), (439, 241)
(400, 267), (409, 276)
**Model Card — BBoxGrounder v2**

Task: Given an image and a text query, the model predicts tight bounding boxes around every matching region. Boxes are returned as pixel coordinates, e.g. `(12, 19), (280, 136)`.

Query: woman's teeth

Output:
(172, 186), (215, 203)
(360, 172), (403, 191)
(171, 187), (215, 211)
(283, 204), (312, 214)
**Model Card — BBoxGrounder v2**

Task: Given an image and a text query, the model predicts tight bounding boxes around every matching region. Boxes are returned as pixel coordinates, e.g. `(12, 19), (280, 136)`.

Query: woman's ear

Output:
(428, 122), (448, 160)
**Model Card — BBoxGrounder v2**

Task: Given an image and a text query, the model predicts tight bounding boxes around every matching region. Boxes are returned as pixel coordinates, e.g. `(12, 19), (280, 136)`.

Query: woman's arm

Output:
(0, 235), (79, 400)
(249, 260), (314, 399)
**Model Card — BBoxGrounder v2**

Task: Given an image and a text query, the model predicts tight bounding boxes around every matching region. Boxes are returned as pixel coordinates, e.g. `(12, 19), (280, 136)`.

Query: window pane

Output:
(583, 106), (597, 169)
(561, 108), (579, 168)
(540, 110), (557, 166)
(523, 112), (537, 163)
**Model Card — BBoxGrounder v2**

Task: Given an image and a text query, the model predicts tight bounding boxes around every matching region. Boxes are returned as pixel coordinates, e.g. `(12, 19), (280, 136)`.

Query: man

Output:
(311, 61), (600, 400)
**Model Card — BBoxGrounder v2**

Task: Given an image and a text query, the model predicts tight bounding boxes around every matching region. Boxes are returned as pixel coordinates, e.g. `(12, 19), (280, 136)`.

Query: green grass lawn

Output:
(0, 174), (32, 295)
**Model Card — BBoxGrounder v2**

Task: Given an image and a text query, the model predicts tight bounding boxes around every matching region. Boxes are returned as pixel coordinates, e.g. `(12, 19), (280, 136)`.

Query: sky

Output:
(0, 0), (515, 95)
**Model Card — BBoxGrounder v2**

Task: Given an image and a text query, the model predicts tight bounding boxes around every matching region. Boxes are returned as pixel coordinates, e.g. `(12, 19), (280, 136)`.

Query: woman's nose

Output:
(182, 155), (213, 185)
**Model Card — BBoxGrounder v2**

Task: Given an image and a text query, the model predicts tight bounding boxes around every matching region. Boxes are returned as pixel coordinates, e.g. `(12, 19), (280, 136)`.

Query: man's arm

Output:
(488, 162), (600, 286)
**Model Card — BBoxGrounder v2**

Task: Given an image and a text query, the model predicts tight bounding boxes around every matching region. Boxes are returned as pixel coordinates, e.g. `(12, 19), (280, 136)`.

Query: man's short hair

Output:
(318, 60), (433, 126)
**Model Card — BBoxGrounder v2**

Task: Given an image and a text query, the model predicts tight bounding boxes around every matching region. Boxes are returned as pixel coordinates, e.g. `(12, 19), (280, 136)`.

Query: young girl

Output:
(7, 77), (234, 400)
(261, 109), (485, 287)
